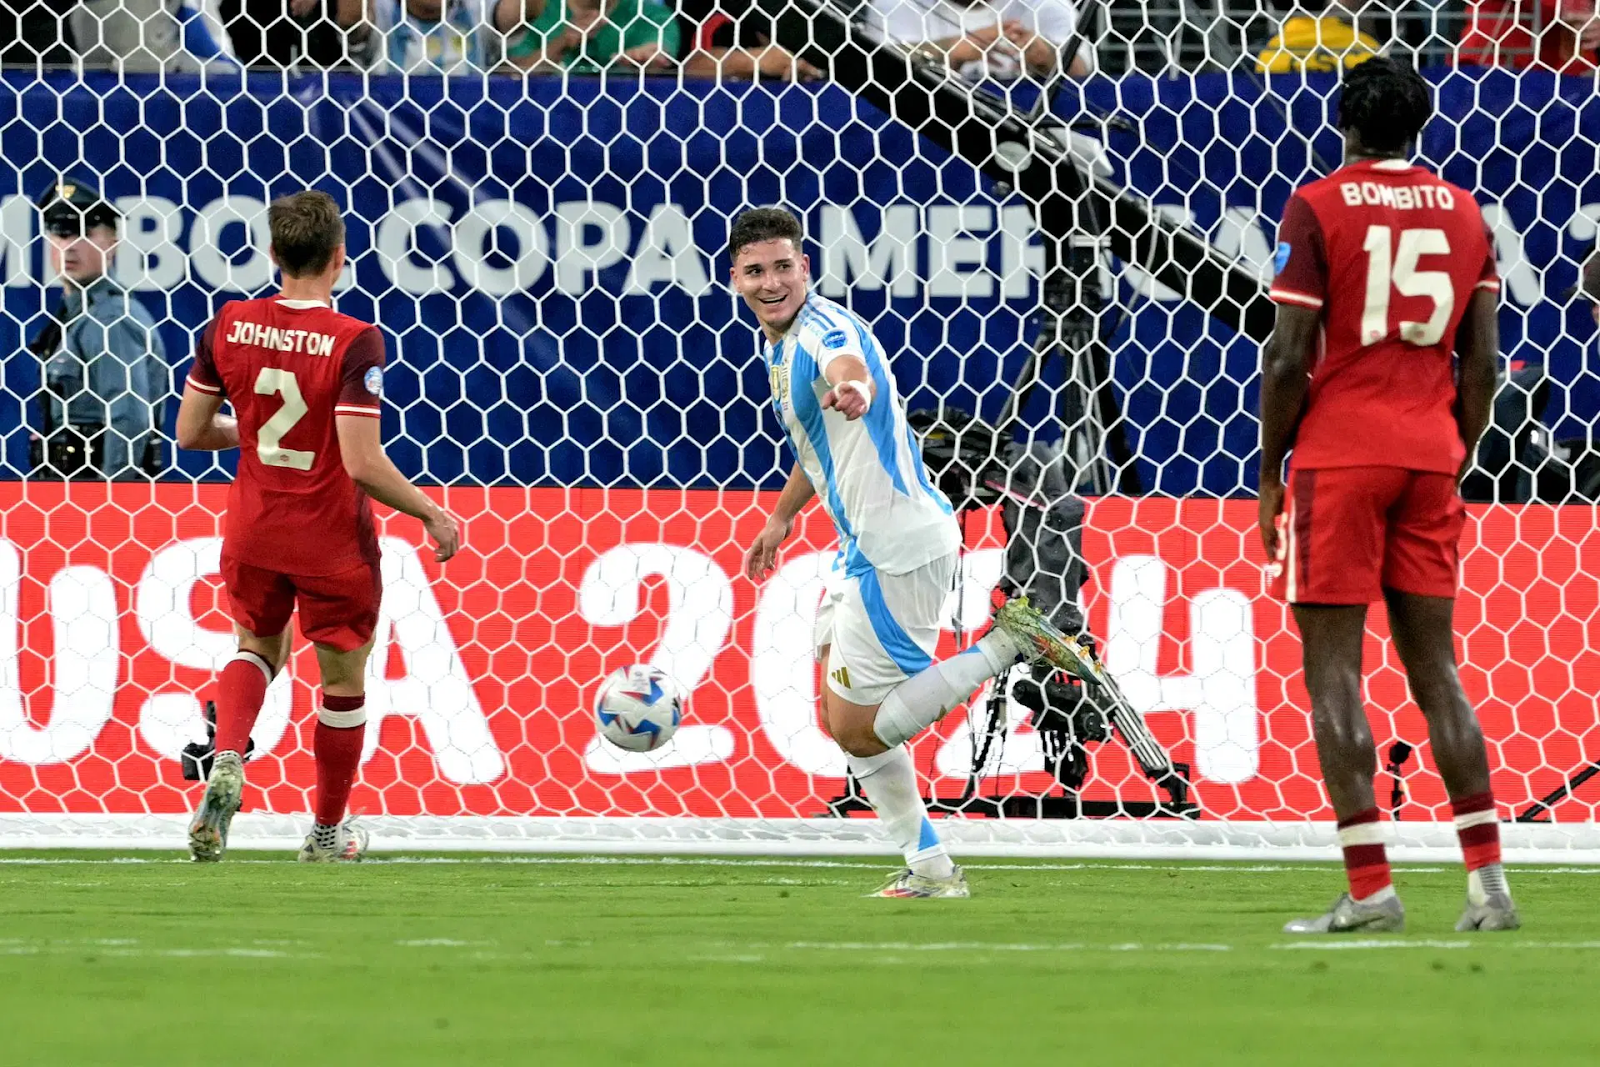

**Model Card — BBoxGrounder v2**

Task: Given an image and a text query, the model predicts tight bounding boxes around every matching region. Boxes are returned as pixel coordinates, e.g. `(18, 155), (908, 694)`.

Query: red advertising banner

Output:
(1, 484), (1597, 823)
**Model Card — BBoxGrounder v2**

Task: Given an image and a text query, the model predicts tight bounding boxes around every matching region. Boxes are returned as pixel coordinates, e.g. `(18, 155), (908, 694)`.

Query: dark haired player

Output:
(175, 190), (460, 863)
(733, 207), (1103, 897)
(1260, 58), (1516, 932)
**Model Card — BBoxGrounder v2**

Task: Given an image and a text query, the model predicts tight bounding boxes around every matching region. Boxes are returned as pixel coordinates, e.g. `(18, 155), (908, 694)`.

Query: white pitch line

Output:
(0, 855), (1597, 877)
(785, 940), (1233, 953)
(1276, 939), (1472, 950)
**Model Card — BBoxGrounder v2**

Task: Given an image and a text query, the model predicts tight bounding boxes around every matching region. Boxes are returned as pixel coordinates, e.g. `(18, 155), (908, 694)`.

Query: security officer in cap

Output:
(28, 178), (168, 479)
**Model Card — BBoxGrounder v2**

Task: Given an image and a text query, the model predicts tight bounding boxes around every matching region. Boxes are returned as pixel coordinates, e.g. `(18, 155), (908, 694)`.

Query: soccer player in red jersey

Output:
(1259, 58), (1517, 933)
(175, 191), (460, 863)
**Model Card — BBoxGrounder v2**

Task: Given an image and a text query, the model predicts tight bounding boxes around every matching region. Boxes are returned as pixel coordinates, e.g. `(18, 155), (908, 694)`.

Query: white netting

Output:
(2, 1), (1599, 858)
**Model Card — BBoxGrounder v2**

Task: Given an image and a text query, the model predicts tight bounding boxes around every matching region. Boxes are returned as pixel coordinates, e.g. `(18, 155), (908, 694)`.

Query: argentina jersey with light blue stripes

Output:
(763, 294), (960, 576)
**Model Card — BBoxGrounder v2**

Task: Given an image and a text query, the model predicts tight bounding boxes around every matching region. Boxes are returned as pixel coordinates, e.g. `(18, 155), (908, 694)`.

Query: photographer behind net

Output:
(911, 408), (1183, 800)
(28, 178), (169, 481)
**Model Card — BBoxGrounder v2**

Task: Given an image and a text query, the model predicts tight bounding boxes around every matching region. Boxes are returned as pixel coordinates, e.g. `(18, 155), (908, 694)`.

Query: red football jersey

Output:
(186, 297), (385, 577)
(1269, 157), (1500, 474)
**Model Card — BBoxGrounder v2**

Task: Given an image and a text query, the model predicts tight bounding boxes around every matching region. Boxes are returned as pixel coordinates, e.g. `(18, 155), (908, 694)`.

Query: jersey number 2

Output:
(1360, 226), (1453, 347)
(254, 368), (315, 471)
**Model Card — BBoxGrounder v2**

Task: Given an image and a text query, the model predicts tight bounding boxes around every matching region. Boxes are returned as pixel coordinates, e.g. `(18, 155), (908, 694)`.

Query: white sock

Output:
(872, 632), (1023, 749)
(1468, 864), (1510, 906)
(847, 747), (955, 879)
(1353, 884), (1397, 906)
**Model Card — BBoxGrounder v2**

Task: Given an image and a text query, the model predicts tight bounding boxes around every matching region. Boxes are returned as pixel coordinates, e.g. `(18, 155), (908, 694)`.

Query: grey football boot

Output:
(1283, 892), (1406, 934)
(188, 751), (245, 862)
(1455, 894), (1521, 932)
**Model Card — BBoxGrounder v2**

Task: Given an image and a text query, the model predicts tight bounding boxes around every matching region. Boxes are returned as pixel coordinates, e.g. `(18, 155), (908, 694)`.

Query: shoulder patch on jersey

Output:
(364, 366), (383, 397)
(821, 329), (849, 350)
(1273, 242), (1292, 273)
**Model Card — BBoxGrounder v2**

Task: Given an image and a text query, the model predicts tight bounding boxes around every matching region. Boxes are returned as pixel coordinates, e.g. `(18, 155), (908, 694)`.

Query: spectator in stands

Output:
(382, 0), (544, 73)
(221, 0), (380, 67)
(869, 0), (1094, 81)
(71, 0), (187, 70)
(0, 0), (75, 65)
(1459, 0), (1600, 73)
(674, 0), (821, 80)
(503, 0), (678, 73)
(1255, 3), (1381, 72)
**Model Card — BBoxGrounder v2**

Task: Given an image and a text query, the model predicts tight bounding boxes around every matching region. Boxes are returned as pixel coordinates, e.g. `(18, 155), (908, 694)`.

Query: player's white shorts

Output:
(814, 551), (957, 706)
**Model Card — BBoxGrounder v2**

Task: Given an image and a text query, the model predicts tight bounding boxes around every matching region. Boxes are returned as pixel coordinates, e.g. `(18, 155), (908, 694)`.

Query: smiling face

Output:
(730, 237), (810, 342)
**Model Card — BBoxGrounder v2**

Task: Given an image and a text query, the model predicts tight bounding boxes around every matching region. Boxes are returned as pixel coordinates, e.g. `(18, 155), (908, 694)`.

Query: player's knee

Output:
(831, 713), (886, 758)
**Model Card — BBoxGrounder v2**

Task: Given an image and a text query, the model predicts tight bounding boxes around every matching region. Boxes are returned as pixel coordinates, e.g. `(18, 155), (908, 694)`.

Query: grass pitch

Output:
(0, 853), (1596, 1066)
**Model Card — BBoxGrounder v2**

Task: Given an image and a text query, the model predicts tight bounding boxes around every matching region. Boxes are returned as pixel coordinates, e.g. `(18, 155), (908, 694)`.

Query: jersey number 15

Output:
(1360, 225), (1453, 347)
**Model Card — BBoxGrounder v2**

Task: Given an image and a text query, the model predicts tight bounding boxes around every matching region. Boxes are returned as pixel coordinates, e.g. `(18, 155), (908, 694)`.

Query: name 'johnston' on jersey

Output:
(764, 295), (960, 576)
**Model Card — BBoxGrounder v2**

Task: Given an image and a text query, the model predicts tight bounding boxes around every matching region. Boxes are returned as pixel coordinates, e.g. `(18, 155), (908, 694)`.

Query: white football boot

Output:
(297, 818), (370, 863)
(868, 866), (970, 899)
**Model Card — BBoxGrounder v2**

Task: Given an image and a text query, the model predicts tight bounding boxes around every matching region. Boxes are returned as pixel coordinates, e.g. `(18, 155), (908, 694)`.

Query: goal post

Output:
(2, 32), (1599, 859)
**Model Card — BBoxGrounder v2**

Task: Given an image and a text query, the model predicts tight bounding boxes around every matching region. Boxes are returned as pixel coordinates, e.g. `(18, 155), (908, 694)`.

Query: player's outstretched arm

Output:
(1453, 288), (1500, 484)
(743, 462), (816, 581)
(819, 354), (874, 421)
(336, 414), (460, 563)
(174, 384), (240, 452)
(1257, 303), (1320, 559)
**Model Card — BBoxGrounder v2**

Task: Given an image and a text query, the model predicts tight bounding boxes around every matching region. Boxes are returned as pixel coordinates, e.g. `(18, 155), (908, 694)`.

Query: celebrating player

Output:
(1259, 58), (1515, 932)
(733, 208), (1097, 898)
(175, 190), (460, 863)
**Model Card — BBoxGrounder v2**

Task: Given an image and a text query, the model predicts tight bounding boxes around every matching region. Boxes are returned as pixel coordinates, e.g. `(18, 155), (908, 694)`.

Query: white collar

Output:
(276, 298), (330, 309)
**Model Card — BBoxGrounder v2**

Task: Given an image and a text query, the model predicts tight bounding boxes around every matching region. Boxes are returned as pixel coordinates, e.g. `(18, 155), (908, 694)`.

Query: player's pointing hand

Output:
(821, 380), (872, 421)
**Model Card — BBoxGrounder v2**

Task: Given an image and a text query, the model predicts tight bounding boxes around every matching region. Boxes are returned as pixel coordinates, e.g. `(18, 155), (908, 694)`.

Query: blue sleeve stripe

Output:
(805, 298), (837, 329)
(850, 320), (911, 496)
(857, 567), (934, 675)
(904, 423), (953, 514)
(791, 343), (856, 544)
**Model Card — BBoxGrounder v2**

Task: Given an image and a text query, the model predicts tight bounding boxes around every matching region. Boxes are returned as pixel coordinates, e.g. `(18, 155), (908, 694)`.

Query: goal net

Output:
(2, 3), (1598, 860)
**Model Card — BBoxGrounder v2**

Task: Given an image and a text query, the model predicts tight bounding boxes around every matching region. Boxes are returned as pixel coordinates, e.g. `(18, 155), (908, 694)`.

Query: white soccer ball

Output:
(594, 665), (682, 753)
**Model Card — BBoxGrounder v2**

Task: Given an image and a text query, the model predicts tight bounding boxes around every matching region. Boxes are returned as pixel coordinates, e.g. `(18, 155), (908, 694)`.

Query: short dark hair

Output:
(269, 190), (345, 278)
(728, 208), (803, 262)
(1337, 57), (1432, 156)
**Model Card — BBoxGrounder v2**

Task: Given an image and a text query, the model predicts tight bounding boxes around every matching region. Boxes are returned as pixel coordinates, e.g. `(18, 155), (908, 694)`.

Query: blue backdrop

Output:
(0, 68), (1593, 495)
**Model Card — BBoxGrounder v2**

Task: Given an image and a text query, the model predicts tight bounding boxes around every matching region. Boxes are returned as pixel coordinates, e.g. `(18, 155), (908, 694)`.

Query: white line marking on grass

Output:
(0, 855), (1596, 877)
(395, 939), (495, 947)
(786, 941), (1231, 953)
(1507, 941), (1600, 950)
(0, 941), (315, 960)
(1275, 940), (1472, 950)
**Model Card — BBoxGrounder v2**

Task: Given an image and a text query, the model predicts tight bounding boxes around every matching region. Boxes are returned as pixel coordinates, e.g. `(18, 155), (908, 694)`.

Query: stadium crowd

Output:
(0, 0), (1094, 80)
(0, 0), (1592, 79)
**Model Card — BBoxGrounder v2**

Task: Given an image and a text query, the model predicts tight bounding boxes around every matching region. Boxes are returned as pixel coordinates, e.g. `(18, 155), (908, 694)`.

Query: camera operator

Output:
(29, 178), (168, 481)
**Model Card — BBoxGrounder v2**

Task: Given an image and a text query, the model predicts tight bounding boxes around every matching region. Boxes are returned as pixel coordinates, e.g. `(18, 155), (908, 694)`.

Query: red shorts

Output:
(1270, 467), (1465, 605)
(221, 555), (382, 652)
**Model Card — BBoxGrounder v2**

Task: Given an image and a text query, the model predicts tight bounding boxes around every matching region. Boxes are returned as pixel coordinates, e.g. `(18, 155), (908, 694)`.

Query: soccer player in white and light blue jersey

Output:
(732, 208), (1091, 897)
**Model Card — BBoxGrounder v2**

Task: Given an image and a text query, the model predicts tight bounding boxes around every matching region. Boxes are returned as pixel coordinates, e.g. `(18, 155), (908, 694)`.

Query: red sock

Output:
(1451, 791), (1501, 870)
(215, 651), (272, 756)
(313, 694), (367, 826)
(1336, 807), (1392, 901)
